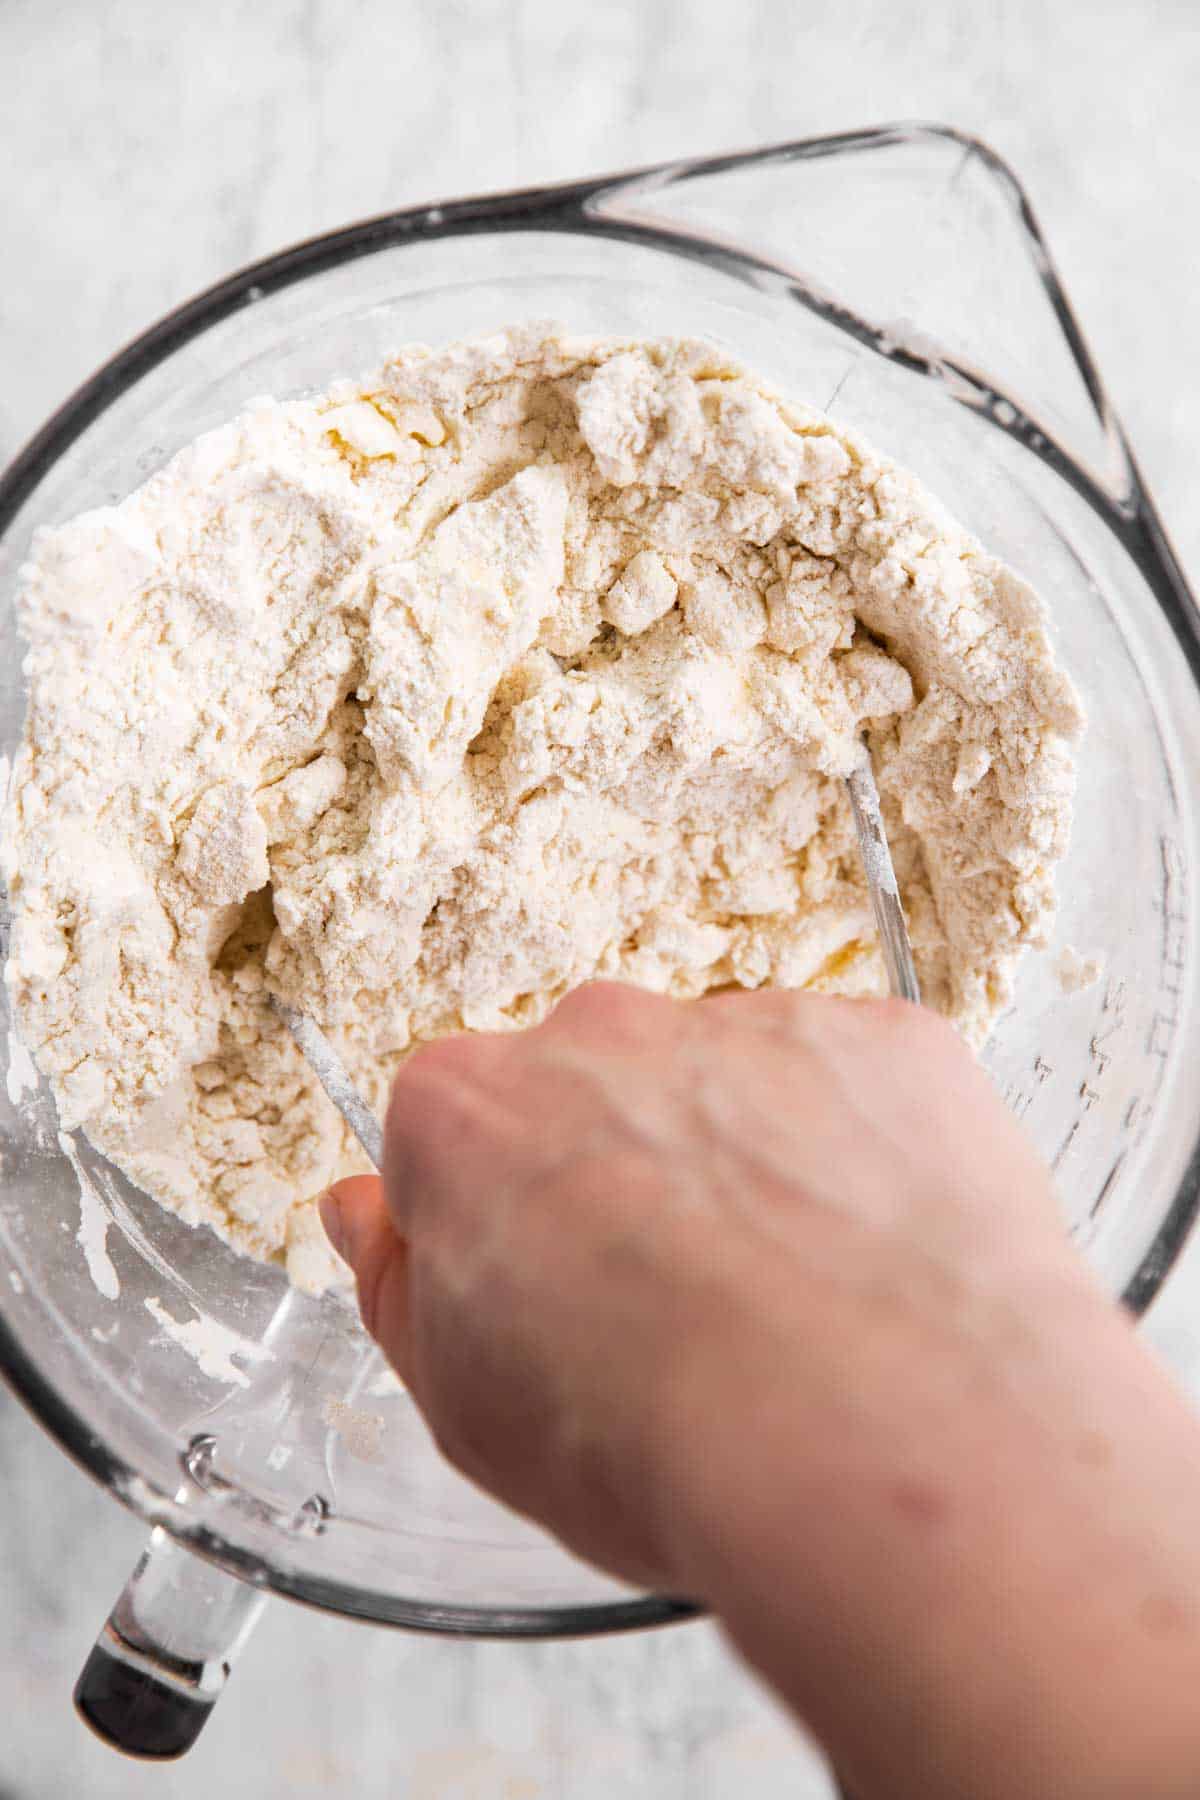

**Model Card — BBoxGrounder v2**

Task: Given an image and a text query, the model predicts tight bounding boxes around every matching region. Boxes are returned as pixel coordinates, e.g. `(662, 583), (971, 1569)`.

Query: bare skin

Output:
(322, 986), (1200, 1799)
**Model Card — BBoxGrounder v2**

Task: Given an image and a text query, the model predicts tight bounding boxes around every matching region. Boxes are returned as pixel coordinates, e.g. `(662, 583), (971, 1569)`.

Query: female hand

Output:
(323, 986), (1200, 1800)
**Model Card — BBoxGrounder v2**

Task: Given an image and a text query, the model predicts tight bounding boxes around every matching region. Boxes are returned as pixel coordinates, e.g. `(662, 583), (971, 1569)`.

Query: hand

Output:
(323, 986), (1200, 1800)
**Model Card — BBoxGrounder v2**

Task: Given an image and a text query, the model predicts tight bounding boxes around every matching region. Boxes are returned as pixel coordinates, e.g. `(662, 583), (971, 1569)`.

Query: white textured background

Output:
(3, 2), (1199, 1796)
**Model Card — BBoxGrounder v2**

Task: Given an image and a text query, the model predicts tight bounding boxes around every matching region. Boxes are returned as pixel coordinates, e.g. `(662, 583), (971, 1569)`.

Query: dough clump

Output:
(4, 326), (1082, 1289)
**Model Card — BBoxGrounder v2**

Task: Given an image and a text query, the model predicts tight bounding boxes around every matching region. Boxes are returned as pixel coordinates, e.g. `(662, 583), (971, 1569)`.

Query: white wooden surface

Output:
(3, 3), (1199, 1795)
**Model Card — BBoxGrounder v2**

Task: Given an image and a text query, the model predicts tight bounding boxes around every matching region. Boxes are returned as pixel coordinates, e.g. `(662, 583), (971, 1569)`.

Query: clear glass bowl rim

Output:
(2, 121), (1199, 1637)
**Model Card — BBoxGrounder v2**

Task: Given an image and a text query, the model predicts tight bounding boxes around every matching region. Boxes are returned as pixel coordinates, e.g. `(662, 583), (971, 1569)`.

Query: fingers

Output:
(378, 986), (666, 1245)
(320, 1175), (411, 1378)
(382, 1032), (538, 1239)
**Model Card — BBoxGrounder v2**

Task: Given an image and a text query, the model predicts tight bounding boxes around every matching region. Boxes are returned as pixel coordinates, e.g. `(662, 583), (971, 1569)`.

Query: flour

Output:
(3, 325), (1082, 1291)
(58, 1129), (119, 1302)
(143, 1295), (274, 1387)
(6, 1030), (38, 1106)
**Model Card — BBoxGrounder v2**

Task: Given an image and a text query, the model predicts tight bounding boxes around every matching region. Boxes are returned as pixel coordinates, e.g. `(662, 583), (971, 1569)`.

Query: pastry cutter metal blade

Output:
(269, 997), (384, 1171)
(845, 752), (921, 1004)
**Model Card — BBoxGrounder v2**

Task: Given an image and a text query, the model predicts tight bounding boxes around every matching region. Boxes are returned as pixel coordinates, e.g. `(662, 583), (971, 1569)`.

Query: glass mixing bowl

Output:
(3, 124), (1200, 1762)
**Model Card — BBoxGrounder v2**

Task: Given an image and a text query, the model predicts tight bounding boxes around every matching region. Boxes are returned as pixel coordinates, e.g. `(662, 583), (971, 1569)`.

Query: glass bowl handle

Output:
(74, 1528), (266, 1759)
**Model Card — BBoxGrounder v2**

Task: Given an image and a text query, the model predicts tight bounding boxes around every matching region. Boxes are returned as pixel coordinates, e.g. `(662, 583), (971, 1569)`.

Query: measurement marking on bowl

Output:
(1052, 1121), (1081, 1172)
(1002, 1082), (1033, 1120)
(1089, 1152), (1128, 1220)
(1148, 836), (1189, 1077)
(1159, 836), (1187, 950)
(1149, 1012), (1178, 1062)
(1100, 979), (1126, 1024)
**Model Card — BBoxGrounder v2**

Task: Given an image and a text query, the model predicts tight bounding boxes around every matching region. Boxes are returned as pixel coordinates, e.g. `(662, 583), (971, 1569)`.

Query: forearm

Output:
(648, 1245), (1200, 1799)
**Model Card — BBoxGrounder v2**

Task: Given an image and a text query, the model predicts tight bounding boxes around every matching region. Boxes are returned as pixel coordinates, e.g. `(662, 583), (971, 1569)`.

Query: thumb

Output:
(320, 1175), (411, 1376)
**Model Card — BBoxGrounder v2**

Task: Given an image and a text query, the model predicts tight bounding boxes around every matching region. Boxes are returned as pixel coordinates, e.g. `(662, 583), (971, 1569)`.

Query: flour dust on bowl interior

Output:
(1, 127), (1199, 1761)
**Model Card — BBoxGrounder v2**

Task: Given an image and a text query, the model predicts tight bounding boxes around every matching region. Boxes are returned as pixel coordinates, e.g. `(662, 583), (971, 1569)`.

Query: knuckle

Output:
(719, 985), (805, 1018)
(406, 1031), (489, 1081)
(550, 979), (669, 1036)
(551, 980), (626, 1022)
(387, 1035), (486, 1132)
(702, 984), (823, 1040)
(857, 995), (960, 1051)
(858, 995), (918, 1029)
(699, 983), (757, 1013)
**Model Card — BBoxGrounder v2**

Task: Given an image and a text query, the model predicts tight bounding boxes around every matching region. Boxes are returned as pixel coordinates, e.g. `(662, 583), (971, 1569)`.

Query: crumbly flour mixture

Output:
(3, 325), (1082, 1291)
